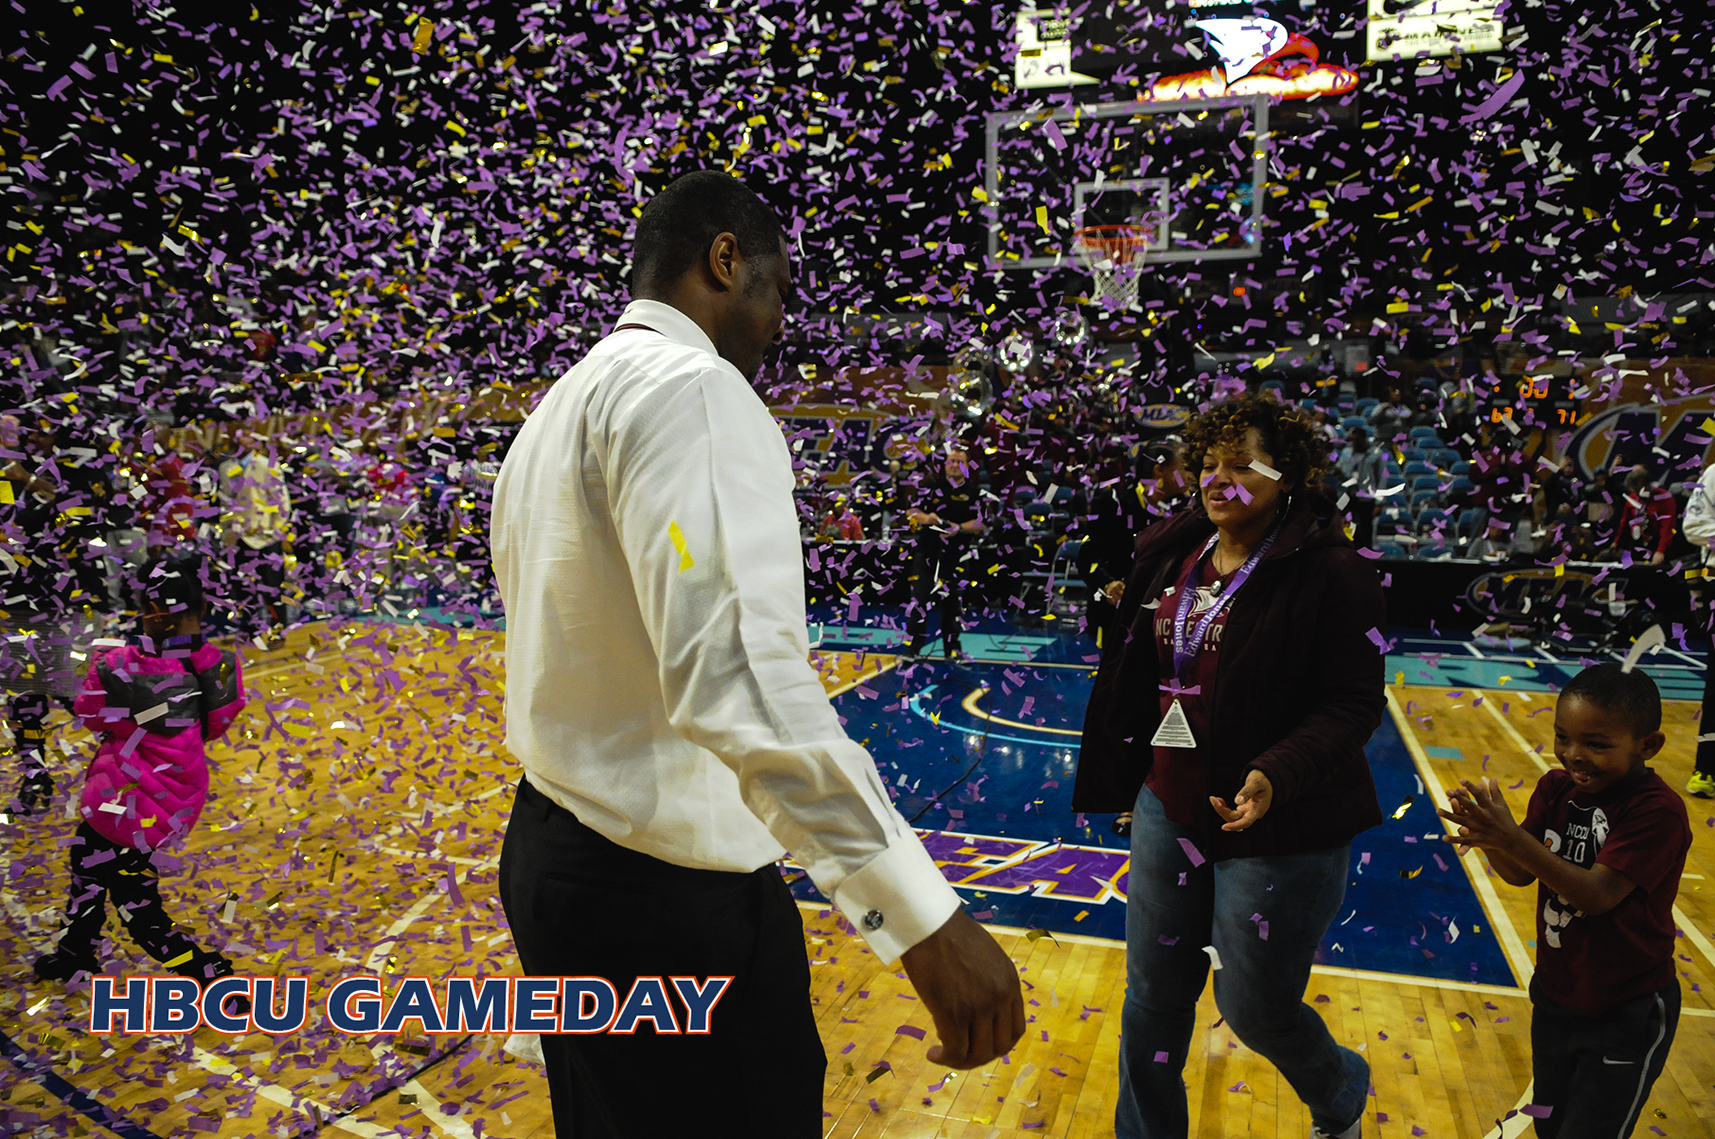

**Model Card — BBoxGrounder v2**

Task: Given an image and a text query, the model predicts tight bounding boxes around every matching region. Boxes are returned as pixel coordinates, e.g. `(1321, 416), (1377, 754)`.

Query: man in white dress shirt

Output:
(492, 170), (1023, 1136)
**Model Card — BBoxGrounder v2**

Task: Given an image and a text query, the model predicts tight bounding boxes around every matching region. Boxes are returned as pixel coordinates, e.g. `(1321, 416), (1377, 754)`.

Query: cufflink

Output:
(863, 910), (884, 931)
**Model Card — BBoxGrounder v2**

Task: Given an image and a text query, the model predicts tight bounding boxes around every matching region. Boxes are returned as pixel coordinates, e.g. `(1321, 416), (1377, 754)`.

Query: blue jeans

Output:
(1117, 784), (1369, 1139)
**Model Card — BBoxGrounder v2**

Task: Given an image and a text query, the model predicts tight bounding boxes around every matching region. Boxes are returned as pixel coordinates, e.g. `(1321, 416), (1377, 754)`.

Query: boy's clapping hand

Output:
(1437, 777), (1522, 856)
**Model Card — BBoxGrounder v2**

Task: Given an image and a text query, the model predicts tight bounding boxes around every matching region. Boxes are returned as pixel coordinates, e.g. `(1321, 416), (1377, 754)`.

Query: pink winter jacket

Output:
(73, 640), (246, 852)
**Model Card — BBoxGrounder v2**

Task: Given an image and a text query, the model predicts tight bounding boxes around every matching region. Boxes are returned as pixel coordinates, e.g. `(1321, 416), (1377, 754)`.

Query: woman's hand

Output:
(1210, 769), (1273, 832)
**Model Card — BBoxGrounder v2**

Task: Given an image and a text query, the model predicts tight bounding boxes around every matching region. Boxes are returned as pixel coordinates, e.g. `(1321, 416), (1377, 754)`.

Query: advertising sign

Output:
(1367, 0), (1505, 61)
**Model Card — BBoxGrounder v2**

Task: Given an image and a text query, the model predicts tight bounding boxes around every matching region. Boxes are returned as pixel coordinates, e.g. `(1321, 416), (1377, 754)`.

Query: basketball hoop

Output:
(1072, 224), (1151, 312)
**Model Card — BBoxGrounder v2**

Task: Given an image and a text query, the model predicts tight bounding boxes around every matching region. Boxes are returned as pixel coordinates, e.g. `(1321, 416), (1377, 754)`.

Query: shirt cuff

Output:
(829, 835), (962, 966)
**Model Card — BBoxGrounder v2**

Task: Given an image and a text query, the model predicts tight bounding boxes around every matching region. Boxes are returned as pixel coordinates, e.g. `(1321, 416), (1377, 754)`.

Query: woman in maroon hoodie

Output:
(1076, 393), (1386, 1139)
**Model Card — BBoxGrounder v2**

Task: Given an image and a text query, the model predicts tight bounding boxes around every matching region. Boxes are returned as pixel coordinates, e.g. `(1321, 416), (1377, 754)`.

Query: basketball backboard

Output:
(983, 94), (1269, 272)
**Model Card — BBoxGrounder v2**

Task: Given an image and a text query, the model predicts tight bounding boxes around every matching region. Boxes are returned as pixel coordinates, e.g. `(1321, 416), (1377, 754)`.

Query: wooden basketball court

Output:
(4, 624), (1713, 1138)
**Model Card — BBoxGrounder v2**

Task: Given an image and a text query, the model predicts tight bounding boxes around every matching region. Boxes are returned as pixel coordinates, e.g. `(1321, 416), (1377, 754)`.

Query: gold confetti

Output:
(411, 17), (434, 54)
(162, 949), (195, 968)
(668, 520), (694, 572)
(1073, 910), (1089, 922)
(1025, 928), (1058, 945)
(1035, 204), (1051, 235)
(865, 1065), (891, 1084)
(1400, 866), (1423, 879)
(1391, 795), (1414, 820)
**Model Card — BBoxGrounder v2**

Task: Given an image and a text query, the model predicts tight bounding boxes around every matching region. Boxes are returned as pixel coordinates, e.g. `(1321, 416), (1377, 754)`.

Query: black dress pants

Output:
(498, 775), (825, 1138)
(905, 544), (962, 653)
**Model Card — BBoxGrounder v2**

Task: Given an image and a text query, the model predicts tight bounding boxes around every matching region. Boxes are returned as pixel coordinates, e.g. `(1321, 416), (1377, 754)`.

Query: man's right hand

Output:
(899, 909), (1025, 1068)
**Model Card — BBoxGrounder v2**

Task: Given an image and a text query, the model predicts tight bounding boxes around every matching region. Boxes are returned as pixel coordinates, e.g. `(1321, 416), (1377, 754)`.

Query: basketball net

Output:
(1072, 224), (1153, 312)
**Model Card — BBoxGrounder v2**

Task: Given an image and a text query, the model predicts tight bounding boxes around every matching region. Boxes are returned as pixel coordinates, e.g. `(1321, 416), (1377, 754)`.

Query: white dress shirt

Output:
(491, 299), (960, 964)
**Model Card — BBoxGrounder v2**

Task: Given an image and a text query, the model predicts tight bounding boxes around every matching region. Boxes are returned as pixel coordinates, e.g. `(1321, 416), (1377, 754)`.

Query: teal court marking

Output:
(1424, 746), (1465, 759)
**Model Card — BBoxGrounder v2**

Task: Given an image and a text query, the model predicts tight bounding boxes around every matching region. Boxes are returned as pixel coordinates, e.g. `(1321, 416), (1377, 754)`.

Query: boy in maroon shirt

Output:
(1437, 662), (1689, 1139)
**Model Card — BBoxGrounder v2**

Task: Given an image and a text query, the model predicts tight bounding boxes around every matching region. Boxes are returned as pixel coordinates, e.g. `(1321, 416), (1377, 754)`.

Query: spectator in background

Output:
(1077, 437), (1188, 839)
(134, 433), (199, 552)
(1409, 388), (1440, 431)
(1470, 430), (1533, 529)
(1582, 468), (1617, 546)
(218, 429), (294, 640)
(1367, 387), (1413, 445)
(1439, 385), (1477, 448)
(1612, 466), (1677, 567)
(1680, 457), (1715, 798)
(1310, 409), (1342, 447)
(819, 495), (863, 541)
(1543, 456), (1583, 520)
(903, 445), (984, 659)
(1334, 427), (1387, 550)
(1, 413), (79, 815)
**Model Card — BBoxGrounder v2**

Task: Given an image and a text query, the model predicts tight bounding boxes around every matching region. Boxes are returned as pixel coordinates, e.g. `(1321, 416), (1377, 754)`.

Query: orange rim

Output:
(1073, 224), (1152, 261)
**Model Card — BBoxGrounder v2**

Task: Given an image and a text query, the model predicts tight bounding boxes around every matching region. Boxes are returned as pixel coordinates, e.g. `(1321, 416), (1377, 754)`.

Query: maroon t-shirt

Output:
(1148, 547), (1231, 830)
(1520, 767), (1689, 1018)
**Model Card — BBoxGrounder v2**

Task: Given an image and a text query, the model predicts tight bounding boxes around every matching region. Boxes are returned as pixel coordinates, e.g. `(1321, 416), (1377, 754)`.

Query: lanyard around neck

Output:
(1170, 520), (1281, 683)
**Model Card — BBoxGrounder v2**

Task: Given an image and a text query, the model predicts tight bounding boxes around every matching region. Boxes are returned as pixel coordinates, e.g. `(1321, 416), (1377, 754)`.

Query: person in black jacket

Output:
(903, 446), (985, 658)
(1075, 393), (1385, 1139)
(1, 414), (86, 815)
(1076, 437), (1186, 835)
(1078, 438), (1187, 644)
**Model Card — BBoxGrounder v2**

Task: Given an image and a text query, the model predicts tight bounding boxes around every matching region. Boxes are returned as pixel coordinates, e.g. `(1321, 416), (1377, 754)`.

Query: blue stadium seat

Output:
(1355, 398), (1380, 415)
(1299, 398), (1319, 410)
(1428, 449), (1461, 468)
(1455, 508), (1488, 541)
(1375, 507), (1410, 536)
(1259, 380), (1284, 394)
(1409, 474), (1441, 492)
(1409, 426), (1441, 441)
(1014, 487), (1038, 504)
(1417, 544), (1453, 560)
(1377, 541), (1407, 559)
(1404, 461), (1435, 478)
(1445, 476), (1475, 496)
(1410, 490), (1440, 511)
(1450, 461), (1472, 477)
(1417, 507), (1452, 532)
(1341, 416), (1367, 431)
(1400, 447), (1425, 462)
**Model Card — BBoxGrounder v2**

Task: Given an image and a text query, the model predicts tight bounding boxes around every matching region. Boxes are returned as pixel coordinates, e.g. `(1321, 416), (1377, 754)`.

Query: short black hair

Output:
(135, 551), (206, 616)
(630, 170), (785, 295)
(1560, 662), (1662, 736)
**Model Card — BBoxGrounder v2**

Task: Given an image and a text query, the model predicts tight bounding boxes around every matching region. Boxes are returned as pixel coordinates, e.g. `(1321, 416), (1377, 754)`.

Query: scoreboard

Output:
(1485, 373), (1584, 428)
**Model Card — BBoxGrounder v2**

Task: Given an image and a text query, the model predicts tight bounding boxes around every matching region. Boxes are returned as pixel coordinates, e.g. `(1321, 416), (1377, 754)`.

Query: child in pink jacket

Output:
(33, 551), (248, 994)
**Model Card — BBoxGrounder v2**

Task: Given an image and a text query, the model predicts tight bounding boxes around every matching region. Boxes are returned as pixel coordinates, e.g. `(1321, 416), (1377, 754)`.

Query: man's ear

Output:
(706, 232), (740, 291)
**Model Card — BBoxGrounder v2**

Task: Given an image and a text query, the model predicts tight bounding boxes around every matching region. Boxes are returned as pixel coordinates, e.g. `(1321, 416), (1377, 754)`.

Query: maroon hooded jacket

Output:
(1074, 491), (1386, 860)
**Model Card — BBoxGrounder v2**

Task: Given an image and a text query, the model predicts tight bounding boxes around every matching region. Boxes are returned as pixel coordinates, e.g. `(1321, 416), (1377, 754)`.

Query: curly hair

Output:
(1179, 392), (1329, 491)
